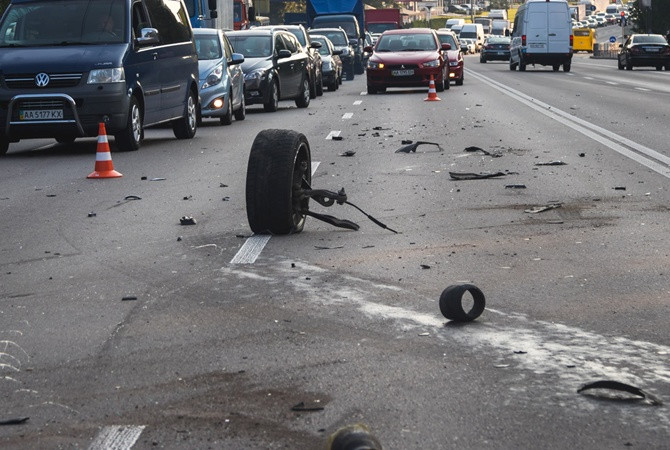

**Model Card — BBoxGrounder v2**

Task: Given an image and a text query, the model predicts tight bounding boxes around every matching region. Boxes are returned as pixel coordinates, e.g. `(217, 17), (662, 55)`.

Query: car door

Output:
(131, 0), (162, 124)
(547, 1), (571, 54)
(221, 33), (243, 111)
(275, 33), (300, 98)
(285, 33), (307, 93)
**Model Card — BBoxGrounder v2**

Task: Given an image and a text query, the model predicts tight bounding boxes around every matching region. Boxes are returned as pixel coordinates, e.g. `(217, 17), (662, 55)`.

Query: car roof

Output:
(382, 28), (434, 35)
(226, 29), (274, 37)
(193, 28), (220, 36)
(308, 27), (346, 34)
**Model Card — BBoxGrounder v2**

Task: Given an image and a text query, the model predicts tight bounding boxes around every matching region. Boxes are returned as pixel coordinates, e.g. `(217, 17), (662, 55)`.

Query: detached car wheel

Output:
(114, 96), (142, 151)
(173, 89), (197, 139)
(246, 129), (312, 235)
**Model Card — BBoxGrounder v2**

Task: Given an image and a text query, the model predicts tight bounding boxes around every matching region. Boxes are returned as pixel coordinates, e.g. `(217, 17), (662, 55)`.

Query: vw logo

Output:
(35, 73), (50, 87)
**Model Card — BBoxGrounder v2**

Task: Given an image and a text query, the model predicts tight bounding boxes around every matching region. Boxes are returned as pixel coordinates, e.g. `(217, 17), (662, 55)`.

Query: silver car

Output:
(194, 28), (246, 125)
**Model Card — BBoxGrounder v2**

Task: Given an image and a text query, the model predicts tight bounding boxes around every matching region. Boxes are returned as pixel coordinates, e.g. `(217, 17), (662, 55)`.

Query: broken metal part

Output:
(291, 401), (325, 412)
(578, 380), (663, 406)
(464, 146), (502, 158)
(505, 184), (527, 189)
(449, 171), (507, 180)
(304, 210), (359, 231)
(0, 417), (29, 426)
(179, 216), (196, 225)
(396, 140), (443, 153)
(439, 284), (486, 322)
(535, 160), (567, 166)
(339, 151), (356, 157)
(524, 203), (562, 214)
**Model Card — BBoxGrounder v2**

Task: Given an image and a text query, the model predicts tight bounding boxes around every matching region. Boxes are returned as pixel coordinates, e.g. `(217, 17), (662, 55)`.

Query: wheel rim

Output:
(302, 79), (309, 103)
(291, 144), (310, 230)
(131, 103), (141, 144)
(187, 95), (196, 131)
(272, 82), (278, 108)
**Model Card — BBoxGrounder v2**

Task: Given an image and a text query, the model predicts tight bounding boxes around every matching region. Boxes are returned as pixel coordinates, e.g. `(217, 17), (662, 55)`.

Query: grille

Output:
(387, 64), (419, 70)
(4, 73), (83, 89)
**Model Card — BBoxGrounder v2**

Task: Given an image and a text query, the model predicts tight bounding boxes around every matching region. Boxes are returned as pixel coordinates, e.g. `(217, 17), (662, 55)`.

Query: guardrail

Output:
(592, 43), (619, 59)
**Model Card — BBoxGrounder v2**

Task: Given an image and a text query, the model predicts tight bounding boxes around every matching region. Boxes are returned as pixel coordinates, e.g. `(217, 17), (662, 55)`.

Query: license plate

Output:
(497, 51), (505, 55)
(20, 109), (63, 120)
(529, 43), (545, 48)
(391, 69), (414, 76)
(644, 47), (660, 52)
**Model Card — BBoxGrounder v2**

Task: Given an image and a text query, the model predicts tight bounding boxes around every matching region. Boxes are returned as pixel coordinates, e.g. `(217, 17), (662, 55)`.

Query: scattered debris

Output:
(222, 197), (230, 201)
(291, 401), (324, 412)
(524, 203), (562, 213)
(464, 146), (502, 158)
(150, 177), (166, 181)
(124, 195), (142, 201)
(420, 264), (431, 269)
(180, 216), (196, 225)
(46, 194), (57, 197)
(220, 183), (228, 188)
(327, 423), (382, 450)
(339, 151), (356, 157)
(372, 126), (390, 130)
(418, 332), (430, 336)
(578, 380), (662, 406)
(0, 417), (29, 426)
(439, 284), (486, 322)
(177, 236), (182, 241)
(122, 296), (137, 301)
(88, 212), (97, 217)
(535, 160), (567, 166)
(513, 350), (527, 354)
(314, 245), (344, 250)
(331, 135), (343, 141)
(396, 140), (443, 153)
(183, 195), (192, 200)
(613, 186), (626, 191)
(494, 364), (510, 368)
(505, 184), (526, 189)
(141, 176), (148, 180)
(578, 153), (586, 157)
(449, 171), (507, 180)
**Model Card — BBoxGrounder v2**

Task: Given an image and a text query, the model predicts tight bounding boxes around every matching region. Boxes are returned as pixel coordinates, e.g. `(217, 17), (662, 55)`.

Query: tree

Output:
(629, 0), (670, 35)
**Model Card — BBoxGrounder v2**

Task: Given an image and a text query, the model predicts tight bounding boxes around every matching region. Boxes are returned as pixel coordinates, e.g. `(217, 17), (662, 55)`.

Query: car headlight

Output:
(244, 69), (265, 81)
(367, 61), (384, 70)
(87, 68), (125, 84)
(202, 64), (223, 90)
(322, 60), (332, 71)
(422, 59), (440, 68)
(449, 61), (459, 67)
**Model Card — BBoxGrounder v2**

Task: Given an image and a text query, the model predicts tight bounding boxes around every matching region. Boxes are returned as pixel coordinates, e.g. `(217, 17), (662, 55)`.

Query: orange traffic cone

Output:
(87, 123), (122, 179)
(424, 75), (441, 102)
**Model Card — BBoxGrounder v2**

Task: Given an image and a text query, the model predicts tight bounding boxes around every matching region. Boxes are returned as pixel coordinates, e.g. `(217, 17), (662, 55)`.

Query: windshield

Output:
(367, 23), (397, 34)
(316, 30), (347, 46)
(437, 34), (457, 48)
(227, 35), (272, 58)
(313, 18), (356, 38)
(376, 34), (437, 52)
(195, 35), (222, 60)
(0, 0), (127, 47)
(287, 29), (306, 47)
(311, 38), (330, 56)
(632, 35), (667, 45)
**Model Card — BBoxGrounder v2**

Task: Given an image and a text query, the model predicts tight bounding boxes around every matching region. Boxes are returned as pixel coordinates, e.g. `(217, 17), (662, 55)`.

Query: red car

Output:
(365, 28), (450, 94)
(436, 29), (464, 86)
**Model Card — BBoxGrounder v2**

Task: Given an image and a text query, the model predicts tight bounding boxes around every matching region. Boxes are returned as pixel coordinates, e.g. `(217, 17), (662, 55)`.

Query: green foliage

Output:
(629, 0), (670, 34)
(0, 0), (9, 16)
(489, 0), (509, 9)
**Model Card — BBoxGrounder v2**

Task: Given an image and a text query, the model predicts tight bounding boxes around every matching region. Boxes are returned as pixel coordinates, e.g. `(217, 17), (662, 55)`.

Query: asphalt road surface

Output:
(1, 51), (669, 449)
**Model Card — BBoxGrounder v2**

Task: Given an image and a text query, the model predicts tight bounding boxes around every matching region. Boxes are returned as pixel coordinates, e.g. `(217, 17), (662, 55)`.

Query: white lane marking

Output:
(605, 81), (618, 85)
(467, 69), (670, 178)
(635, 87), (651, 92)
(353, 100), (363, 106)
(326, 130), (341, 140)
(229, 163), (320, 264)
(342, 112), (354, 119)
(360, 91), (367, 95)
(89, 425), (145, 450)
(583, 76), (594, 80)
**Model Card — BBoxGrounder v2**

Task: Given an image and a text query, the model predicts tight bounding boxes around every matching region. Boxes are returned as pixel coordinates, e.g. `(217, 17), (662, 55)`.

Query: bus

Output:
(573, 27), (596, 53)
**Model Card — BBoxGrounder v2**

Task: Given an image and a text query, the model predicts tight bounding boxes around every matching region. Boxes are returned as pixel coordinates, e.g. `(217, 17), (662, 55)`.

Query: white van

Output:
(489, 9), (508, 21)
(509, 0), (573, 72)
(445, 18), (465, 30)
(459, 23), (485, 52)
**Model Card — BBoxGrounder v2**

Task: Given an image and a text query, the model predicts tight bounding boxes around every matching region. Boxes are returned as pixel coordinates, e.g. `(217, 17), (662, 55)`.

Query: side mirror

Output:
(333, 49), (343, 55)
(364, 45), (373, 53)
(311, 41), (322, 49)
(230, 52), (245, 65)
(618, 43), (622, 48)
(277, 49), (291, 59)
(441, 43), (451, 50)
(349, 39), (359, 48)
(137, 28), (159, 46)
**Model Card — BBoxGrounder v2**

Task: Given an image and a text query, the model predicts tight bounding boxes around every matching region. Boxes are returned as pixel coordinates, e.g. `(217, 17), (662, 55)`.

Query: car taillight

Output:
(485, 45), (492, 50)
(522, 35), (526, 46)
(570, 34), (573, 47)
(630, 46), (641, 54)
(662, 47), (670, 56)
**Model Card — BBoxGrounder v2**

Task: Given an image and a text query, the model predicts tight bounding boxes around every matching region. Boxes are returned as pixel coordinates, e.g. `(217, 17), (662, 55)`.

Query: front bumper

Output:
(366, 66), (443, 88)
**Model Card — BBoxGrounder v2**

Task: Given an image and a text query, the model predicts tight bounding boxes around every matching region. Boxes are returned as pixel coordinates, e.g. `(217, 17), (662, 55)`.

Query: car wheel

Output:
(263, 78), (279, 112)
(295, 74), (310, 108)
(234, 91), (246, 121)
(435, 75), (445, 92)
(346, 61), (355, 80)
(519, 54), (526, 71)
(329, 79), (338, 91)
(55, 136), (76, 144)
(563, 62), (571, 72)
(308, 71), (316, 99)
(509, 58), (517, 71)
(114, 96), (143, 151)
(656, 65), (663, 71)
(456, 73), (464, 86)
(316, 71), (324, 96)
(355, 56), (365, 75)
(0, 136), (9, 156)
(367, 85), (378, 95)
(172, 89), (197, 139)
(617, 58), (624, 70)
(220, 90), (233, 125)
(552, 64), (560, 71)
(665, 65), (670, 71)
(625, 62), (632, 70)
(246, 129), (311, 235)
(480, 56), (486, 63)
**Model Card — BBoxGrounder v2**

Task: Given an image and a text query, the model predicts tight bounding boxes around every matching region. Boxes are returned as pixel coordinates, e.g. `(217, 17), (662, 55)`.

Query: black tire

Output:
(246, 129), (311, 235)
(172, 89), (197, 139)
(55, 136), (76, 144)
(316, 71), (324, 96)
(435, 75), (445, 92)
(444, 70), (450, 90)
(563, 62), (571, 73)
(354, 56), (365, 75)
(552, 64), (560, 71)
(519, 54), (526, 72)
(439, 284), (486, 322)
(295, 74), (310, 108)
(308, 72), (316, 100)
(264, 78), (279, 112)
(114, 96), (142, 151)
(455, 74), (464, 86)
(329, 80), (338, 91)
(509, 58), (517, 71)
(346, 61), (355, 80)
(480, 56), (486, 63)
(656, 65), (662, 71)
(367, 85), (377, 95)
(626, 63), (632, 70)
(220, 90), (233, 125)
(0, 137), (9, 156)
(617, 58), (624, 70)
(234, 91), (246, 121)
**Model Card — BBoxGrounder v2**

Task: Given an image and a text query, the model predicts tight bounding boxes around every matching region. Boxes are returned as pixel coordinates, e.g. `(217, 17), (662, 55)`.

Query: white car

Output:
(460, 38), (476, 54)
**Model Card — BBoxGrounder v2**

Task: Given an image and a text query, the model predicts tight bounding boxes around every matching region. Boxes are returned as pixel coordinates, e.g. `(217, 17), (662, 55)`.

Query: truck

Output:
(307, 0), (366, 74)
(491, 19), (511, 36)
(365, 8), (402, 34)
(185, 0), (255, 30)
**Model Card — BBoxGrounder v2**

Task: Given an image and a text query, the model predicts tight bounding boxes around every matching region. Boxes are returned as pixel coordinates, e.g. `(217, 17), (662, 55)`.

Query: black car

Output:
(618, 34), (670, 71)
(254, 25), (323, 98)
(309, 34), (343, 91)
(226, 29), (311, 112)
(480, 36), (511, 63)
(308, 28), (356, 80)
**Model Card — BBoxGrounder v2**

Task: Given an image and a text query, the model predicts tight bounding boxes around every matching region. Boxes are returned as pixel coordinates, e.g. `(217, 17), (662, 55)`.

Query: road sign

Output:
(609, 36), (617, 43)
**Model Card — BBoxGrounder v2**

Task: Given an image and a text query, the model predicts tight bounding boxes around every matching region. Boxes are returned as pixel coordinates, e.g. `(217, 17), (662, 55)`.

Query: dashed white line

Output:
(89, 425), (145, 450)
(583, 76), (594, 80)
(360, 91), (367, 95)
(342, 112), (354, 119)
(325, 130), (341, 140)
(605, 81), (618, 85)
(353, 100), (362, 105)
(229, 162), (320, 264)
(635, 87), (651, 91)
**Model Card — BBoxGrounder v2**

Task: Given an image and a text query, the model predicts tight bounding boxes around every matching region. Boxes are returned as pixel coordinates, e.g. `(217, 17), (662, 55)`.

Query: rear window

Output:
(632, 35), (667, 44)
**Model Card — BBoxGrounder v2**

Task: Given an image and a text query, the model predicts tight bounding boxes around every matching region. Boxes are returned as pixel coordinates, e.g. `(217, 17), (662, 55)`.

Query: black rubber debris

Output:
(464, 146), (502, 158)
(124, 195), (142, 201)
(331, 135), (343, 141)
(505, 184), (526, 189)
(328, 424), (382, 450)
(439, 284), (486, 322)
(449, 171), (507, 180)
(339, 151), (356, 157)
(88, 212), (97, 217)
(396, 140), (443, 153)
(291, 401), (324, 412)
(614, 186), (626, 191)
(122, 296), (138, 301)
(536, 160), (567, 166)
(180, 216), (196, 225)
(578, 380), (663, 406)
(420, 264), (431, 269)
(0, 417), (29, 426)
